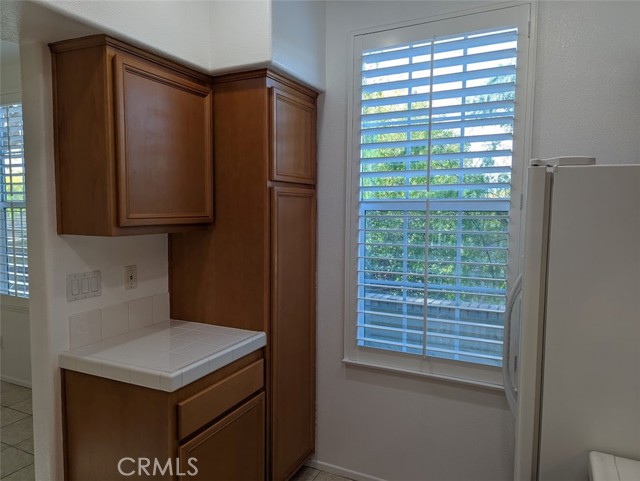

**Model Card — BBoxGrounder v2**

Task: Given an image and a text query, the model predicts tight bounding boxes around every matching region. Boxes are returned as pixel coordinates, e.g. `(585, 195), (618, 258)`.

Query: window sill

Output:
(343, 357), (505, 392)
(0, 294), (29, 312)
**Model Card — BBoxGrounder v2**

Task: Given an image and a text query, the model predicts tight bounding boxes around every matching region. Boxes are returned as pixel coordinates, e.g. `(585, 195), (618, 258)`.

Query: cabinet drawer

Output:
(269, 87), (316, 184)
(177, 359), (263, 440)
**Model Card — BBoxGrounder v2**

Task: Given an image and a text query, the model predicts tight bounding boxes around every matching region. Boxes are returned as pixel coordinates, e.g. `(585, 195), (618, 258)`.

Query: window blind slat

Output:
(362, 116), (514, 138)
(360, 149), (513, 164)
(361, 100), (514, 125)
(362, 30), (518, 64)
(361, 82), (516, 109)
(361, 65), (516, 94)
(361, 133), (513, 151)
(362, 48), (517, 80)
(360, 167), (511, 181)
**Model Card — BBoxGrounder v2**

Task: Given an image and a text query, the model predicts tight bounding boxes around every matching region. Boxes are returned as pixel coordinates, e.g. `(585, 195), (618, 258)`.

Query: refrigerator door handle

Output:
(503, 273), (523, 415)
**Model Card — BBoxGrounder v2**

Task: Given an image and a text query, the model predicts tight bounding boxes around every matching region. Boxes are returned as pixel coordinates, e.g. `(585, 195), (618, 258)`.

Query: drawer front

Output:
(177, 359), (264, 440)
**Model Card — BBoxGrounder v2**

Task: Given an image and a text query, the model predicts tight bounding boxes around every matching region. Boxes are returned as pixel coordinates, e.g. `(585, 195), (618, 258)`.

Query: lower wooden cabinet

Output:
(179, 393), (265, 481)
(270, 186), (316, 480)
(62, 351), (264, 481)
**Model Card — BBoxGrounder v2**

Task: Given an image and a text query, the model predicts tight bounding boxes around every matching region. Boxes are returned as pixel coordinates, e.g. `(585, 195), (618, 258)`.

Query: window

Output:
(0, 103), (28, 298)
(345, 5), (533, 385)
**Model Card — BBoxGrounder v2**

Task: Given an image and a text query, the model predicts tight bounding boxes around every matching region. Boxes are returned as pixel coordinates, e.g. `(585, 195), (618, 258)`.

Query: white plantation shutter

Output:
(0, 103), (28, 297)
(356, 25), (519, 367)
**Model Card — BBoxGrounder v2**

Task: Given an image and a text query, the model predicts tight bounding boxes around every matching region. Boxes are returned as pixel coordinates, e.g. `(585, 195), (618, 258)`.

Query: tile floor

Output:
(292, 466), (353, 481)
(0, 382), (34, 480)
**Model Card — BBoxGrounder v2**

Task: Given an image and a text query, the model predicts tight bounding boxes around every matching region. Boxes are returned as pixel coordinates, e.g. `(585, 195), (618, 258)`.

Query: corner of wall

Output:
(209, 0), (274, 73)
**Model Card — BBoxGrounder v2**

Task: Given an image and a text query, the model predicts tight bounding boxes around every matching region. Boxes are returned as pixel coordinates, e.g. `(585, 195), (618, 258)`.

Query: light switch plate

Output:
(67, 271), (101, 302)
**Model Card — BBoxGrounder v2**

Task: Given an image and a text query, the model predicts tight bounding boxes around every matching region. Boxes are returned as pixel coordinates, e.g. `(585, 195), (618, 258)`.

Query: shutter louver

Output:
(0, 104), (28, 298)
(357, 27), (517, 366)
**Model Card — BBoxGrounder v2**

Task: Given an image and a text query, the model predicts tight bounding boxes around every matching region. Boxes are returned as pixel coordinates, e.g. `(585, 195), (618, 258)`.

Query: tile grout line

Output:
(0, 383), (35, 480)
(10, 445), (34, 456)
(2, 464), (35, 480)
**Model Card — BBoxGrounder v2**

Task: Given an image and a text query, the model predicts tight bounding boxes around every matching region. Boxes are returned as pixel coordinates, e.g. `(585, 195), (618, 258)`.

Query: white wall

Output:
(0, 43), (21, 103)
(33, 0), (211, 69)
(272, 0), (326, 89)
(1, 298), (31, 387)
(0, 43), (31, 387)
(531, 1), (640, 163)
(32, 0), (325, 88)
(209, 0), (273, 73)
(316, 1), (640, 480)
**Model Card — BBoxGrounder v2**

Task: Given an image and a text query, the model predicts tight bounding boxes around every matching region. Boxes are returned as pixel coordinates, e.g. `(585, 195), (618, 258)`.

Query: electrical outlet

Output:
(124, 265), (137, 290)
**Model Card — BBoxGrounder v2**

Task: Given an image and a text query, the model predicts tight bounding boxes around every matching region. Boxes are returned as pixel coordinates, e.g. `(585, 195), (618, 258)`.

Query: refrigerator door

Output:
(503, 274), (523, 415)
(514, 166), (554, 481)
(538, 165), (640, 481)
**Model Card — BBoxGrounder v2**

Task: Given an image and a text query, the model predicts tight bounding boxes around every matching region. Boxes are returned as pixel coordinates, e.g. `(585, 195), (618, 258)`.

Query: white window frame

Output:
(0, 101), (28, 299)
(344, 2), (536, 388)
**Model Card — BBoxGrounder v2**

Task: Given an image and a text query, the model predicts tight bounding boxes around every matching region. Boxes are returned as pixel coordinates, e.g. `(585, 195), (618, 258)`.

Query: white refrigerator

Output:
(503, 157), (640, 481)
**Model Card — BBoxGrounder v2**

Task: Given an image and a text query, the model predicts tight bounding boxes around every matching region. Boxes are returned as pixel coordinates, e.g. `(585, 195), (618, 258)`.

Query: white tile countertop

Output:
(59, 320), (266, 392)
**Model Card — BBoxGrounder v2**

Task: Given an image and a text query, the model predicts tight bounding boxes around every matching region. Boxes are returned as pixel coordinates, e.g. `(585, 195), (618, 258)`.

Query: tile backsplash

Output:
(68, 292), (170, 349)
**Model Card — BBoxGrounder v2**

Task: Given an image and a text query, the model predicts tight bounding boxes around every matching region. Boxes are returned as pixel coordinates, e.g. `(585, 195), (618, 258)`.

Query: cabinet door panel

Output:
(270, 186), (316, 480)
(114, 54), (213, 226)
(270, 87), (316, 184)
(178, 393), (265, 481)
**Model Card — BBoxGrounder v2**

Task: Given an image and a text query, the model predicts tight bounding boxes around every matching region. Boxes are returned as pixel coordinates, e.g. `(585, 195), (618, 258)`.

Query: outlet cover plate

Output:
(125, 265), (137, 290)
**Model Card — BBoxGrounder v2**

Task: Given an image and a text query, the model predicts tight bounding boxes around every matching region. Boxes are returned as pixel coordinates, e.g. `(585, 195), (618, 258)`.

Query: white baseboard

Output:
(306, 459), (387, 481)
(0, 374), (31, 388)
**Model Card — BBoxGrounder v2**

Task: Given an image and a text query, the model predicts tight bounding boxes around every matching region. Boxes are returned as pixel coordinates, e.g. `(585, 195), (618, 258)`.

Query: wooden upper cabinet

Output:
(114, 54), (213, 227)
(50, 35), (213, 236)
(270, 87), (316, 184)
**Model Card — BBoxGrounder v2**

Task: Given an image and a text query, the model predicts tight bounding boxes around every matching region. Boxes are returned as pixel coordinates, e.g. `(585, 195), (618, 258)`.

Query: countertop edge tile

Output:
(59, 321), (266, 392)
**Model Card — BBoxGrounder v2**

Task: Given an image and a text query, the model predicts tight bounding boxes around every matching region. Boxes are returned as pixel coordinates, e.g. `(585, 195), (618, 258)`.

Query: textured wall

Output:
(531, 1), (640, 164)
(33, 0), (211, 69)
(1, 301), (31, 386)
(209, 0), (273, 73)
(272, 0), (326, 90)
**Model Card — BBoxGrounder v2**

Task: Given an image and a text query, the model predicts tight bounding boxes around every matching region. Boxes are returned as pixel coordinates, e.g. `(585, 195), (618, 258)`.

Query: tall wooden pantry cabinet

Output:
(170, 69), (317, 481)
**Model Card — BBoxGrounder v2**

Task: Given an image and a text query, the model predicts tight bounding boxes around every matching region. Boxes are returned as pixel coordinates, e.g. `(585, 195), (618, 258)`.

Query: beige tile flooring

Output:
(0, 382), (34, 480)
(292, 466), (353, 481)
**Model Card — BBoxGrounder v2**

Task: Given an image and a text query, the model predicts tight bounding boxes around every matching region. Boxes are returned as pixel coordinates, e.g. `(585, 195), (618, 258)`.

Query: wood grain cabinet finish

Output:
(178, 393), (265, 481)
(170, 70), (317, 481)
(270, 187), (316, 479)
(270, 88), (316, 184)
(50, 35), (213, 236)
(62, 350), (264, 481)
